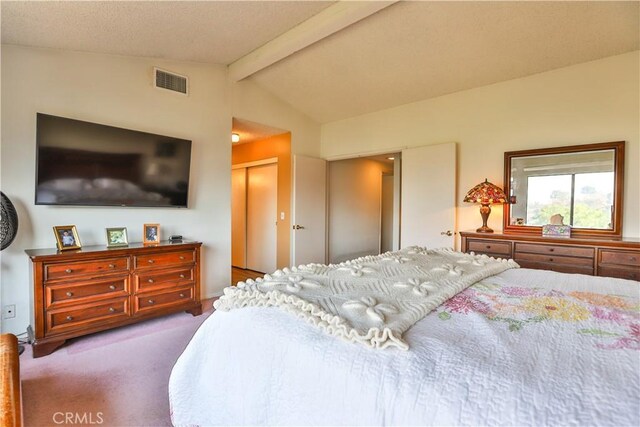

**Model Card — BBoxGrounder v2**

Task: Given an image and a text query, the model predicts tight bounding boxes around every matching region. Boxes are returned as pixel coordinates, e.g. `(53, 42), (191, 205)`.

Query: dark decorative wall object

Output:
(1, 192), (19, 250)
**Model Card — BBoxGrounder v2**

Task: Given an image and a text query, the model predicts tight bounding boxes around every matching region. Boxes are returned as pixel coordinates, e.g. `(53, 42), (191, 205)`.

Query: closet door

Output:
(231, 168), (247, 268)
(246, 163), (278, 273)
(401, 143), (456, 248)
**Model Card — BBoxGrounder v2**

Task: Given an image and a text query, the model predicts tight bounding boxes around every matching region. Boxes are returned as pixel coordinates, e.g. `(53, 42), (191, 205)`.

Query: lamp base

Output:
(477, 203), (493, 233)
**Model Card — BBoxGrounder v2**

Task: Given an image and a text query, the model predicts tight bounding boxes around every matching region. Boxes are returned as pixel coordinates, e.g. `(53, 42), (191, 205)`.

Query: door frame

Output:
(232, 157), (278, 170)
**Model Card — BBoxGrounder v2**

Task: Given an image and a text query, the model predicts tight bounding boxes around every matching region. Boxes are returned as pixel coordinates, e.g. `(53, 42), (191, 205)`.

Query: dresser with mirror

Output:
(461, 141), (639, 280)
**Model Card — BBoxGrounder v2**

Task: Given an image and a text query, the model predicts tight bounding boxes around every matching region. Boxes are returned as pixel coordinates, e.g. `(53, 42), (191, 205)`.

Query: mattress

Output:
(169, 266), (639, 426)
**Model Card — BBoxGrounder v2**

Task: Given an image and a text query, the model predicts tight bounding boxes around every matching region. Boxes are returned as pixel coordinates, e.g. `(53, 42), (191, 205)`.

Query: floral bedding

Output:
(439, 281), (639, 350)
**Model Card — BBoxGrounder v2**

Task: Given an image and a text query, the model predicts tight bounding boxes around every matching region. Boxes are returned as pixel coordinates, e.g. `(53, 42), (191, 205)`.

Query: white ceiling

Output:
(0, 1), (333, 64)
(250, 1), (640, 123)
(1, 1), (638, 124)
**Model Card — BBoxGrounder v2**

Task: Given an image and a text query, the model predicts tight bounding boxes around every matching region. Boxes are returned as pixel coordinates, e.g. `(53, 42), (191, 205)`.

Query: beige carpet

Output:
(20, 302), (213, 426)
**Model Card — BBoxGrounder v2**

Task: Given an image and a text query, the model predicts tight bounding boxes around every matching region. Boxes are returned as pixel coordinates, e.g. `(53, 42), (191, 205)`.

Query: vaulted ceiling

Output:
(2, 1), (638, 124)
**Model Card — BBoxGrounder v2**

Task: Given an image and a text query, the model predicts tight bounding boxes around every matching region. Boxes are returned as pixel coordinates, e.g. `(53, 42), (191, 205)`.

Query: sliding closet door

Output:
(231, 168), (247, 268)
(401, 143), (456, 248)
(246, 163), (278, 273)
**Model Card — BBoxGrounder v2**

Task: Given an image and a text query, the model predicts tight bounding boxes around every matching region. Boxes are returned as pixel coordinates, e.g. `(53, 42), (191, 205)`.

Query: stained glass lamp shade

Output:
(463, 179), (507, 233)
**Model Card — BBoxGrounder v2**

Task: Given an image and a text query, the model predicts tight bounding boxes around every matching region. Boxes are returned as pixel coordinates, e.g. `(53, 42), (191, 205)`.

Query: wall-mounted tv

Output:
(36, 113), (192, 208)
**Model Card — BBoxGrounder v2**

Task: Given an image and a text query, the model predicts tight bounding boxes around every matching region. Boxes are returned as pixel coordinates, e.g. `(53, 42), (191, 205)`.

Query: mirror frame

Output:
(503, 141), (625, 239)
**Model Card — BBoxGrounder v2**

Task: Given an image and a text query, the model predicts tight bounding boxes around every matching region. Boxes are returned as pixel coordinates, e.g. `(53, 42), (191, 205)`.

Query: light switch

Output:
(280, 212), (285, 220)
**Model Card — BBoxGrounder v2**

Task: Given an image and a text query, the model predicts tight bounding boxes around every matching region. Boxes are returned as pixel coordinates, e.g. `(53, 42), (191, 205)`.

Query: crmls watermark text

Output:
(52, 412), (104, 425)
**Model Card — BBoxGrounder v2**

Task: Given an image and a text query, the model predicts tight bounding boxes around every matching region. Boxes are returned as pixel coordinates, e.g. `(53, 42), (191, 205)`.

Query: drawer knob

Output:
(108, 264), (116, 269)
(549, 248), (554, 252)
(109, 307), (116, 313)
(148, 260), (155, 264)
(65, 269), (72, 274)
(148, 279), (155, 283)
(66, 315), (73, 321)
(148, 299), (155, 305)
(179, 293), (185, 298)
(179, 256), (185, 260)
(66, 291), (73, 297)
(486, 245), (491, 249)
(549, 258), (553, 262)
(109, 285), (116, 290)
(179, 274), (185, 279)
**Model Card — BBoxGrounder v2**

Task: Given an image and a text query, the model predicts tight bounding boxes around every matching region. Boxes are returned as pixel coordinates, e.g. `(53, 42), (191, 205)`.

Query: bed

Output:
(169, 248), (639, 426)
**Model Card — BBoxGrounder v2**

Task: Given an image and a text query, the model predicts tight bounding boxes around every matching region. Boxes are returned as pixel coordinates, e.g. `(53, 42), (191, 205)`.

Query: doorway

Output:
(231, 118), (291, 285)
(327, 153), (401, 263)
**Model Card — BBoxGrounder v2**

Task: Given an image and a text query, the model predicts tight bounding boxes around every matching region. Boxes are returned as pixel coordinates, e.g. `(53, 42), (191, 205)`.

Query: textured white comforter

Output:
(169, 268), (639, 426)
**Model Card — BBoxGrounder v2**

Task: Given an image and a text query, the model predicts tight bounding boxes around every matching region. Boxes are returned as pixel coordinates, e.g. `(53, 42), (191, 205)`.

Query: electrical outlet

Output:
(3, 304), (16, 319)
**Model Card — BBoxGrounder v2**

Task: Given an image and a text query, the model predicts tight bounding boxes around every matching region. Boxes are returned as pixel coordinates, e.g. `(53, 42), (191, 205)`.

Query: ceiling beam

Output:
(228, 0), (398, 81)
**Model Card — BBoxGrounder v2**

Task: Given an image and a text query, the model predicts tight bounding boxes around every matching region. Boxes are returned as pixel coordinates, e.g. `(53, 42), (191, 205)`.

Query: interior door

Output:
(401, 143), (456, 248)
(231, 168), (247, 268)
(246, 163), (278, 273)
(292, 155), (327, 265)
(381, 173), (394, 253)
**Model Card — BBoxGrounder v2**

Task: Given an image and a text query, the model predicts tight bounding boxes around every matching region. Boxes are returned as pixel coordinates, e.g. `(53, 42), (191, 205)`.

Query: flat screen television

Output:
(36, 113), (192, 207)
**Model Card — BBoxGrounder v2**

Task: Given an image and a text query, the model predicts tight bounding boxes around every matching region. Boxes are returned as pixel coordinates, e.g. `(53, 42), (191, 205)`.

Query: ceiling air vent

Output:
(154, 67), (188, 95)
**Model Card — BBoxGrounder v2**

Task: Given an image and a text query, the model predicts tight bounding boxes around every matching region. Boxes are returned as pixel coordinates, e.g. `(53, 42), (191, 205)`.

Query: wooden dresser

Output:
(460, 231), (639, 280)
(26, 241), (202, 357)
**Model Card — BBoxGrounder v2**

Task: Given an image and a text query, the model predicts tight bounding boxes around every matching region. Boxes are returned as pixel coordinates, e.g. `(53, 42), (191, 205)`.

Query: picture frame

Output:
(105, 227), (129, 248)
(53, 225), (82, 251)
(143, 223), (160, 245)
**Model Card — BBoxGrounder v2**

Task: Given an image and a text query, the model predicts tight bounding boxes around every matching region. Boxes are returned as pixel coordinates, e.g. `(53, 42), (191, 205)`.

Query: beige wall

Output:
(0, 45), (321, 334)
(231, 79), (321, 157)
(321, 51), (640, 241)
(328, 158), (393, 263)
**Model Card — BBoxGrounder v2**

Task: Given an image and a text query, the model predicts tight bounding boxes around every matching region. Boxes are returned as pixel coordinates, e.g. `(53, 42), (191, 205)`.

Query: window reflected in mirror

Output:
(509, 149), (615, 229)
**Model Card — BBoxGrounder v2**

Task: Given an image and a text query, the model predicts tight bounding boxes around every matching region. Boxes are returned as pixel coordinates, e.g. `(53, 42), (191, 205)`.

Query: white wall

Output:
(0, 45), (231, 333)
(321, 51), (640, 241)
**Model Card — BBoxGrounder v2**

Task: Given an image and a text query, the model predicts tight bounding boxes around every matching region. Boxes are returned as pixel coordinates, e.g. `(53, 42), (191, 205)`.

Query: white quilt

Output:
(214, 248), (518, 350)
(169, 267), (640, 426)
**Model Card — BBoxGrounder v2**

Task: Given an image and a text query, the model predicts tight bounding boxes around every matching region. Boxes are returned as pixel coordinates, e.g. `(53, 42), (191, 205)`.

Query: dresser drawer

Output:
(134, 267), (194, 292)
(515, 252), (594, 267)
(134, 250), (195, 269)
(467, 239), (511, 256)
(46, 297), (129, 335)
(46, 276), (129, 308)
(599, 250), (640, 267)
(598, 267), (640, 281)
(598, 266), (639, 281)
(516, 260), (593, 275)
(133, 286), (194, 315)
(45, 257), (129, 281)
(515, 243), (593, 258)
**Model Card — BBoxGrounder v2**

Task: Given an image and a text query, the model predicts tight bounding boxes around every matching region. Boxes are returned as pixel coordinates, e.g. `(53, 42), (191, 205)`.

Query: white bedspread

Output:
(169, 268), (640, 426)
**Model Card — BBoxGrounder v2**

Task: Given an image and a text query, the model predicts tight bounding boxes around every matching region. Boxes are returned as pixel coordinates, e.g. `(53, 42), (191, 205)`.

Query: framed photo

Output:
(53, 225), (81, 251)
(143, 223), (160, 245)
(105, 227), (129, 248)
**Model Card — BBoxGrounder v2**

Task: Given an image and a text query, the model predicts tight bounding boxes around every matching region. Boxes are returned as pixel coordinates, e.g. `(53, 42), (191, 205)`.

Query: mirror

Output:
(503, 141), (624, 238)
